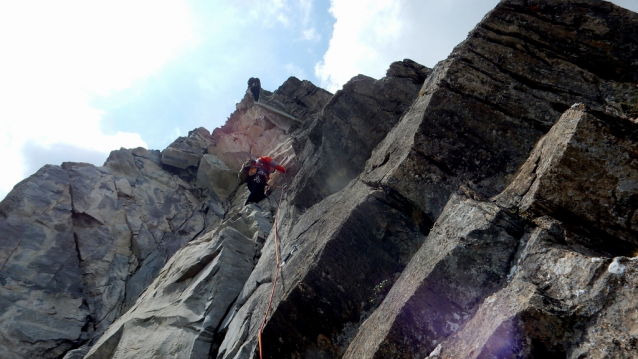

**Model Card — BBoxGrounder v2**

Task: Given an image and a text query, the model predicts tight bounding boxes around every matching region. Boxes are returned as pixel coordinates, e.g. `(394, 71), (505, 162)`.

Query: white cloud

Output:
(315, 0), (638, 93)
(0, 0), (194, 200)
(299, 0), (313, 26)
(315, 0), (500, 92)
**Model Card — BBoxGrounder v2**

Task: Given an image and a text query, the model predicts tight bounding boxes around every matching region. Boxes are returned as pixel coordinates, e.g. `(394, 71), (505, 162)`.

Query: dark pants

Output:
(246, 173), (267, 204)
(250, 87), (260, 102)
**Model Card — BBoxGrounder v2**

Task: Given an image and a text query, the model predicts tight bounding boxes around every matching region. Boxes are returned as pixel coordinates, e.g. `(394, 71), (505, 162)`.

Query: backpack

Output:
(238, 160), (257, 183)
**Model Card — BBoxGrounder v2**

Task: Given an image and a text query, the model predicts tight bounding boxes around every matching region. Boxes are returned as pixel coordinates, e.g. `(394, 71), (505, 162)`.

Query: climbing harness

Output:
(258, 185), (286, 359)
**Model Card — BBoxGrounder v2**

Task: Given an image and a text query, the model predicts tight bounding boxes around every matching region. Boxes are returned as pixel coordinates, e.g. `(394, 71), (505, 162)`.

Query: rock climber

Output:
(248, 77), (261, 102)
(239, 156), (286, 204)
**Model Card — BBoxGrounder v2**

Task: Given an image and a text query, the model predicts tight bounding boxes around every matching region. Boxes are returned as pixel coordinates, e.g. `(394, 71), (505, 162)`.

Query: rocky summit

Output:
(2, 1), (638, 358)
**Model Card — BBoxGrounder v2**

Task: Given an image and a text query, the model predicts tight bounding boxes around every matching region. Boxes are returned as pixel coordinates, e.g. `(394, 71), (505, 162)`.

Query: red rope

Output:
(258, 185), (285, 359)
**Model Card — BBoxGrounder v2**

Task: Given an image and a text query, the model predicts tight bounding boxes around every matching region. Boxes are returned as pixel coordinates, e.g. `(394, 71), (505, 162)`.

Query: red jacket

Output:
(255, 156), (286, 178)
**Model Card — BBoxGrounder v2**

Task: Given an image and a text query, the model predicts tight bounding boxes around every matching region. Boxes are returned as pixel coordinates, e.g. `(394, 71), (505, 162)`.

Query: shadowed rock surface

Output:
(2, 1), (638, 358)
(364, 0), (638, 222)
(345, 102), (638, 359)
(343, 193), (525, 359)
(290, 59), (432, 210)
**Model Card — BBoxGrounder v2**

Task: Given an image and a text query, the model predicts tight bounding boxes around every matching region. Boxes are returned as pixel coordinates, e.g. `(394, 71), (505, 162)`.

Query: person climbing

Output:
(248, 77), (261, 102)
(239, 156), (286, 204)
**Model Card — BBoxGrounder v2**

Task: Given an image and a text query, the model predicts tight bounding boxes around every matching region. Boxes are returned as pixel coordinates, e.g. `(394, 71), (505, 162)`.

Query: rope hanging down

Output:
(258, 185), (285, 359)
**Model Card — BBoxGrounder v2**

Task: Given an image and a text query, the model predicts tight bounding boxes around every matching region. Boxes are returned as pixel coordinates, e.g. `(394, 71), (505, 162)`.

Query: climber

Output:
(248, 77), (261, 102)
(239, 156), (286, 204)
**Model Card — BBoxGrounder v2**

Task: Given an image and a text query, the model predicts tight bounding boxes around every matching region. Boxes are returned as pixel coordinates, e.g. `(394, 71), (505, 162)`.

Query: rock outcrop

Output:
(0, 165), (87, 359)
(290, 59), (432, 209)
(344, 102), (638, 359)
(2, 1), (638, 358)
(343, 192), (525, 359)
(0, 75), (332, 358)
(84, 227), (255, 359)
(364, 0), (638, 222)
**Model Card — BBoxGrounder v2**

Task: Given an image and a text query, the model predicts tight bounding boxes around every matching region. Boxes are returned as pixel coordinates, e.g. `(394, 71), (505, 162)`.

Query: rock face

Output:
(2, 1), (638, 359)
(344, 103), (638, 359)
(290, 59), (432, 209)
(0, 165), (87, 359)
(343, 193), (525, 359)
(0, 75), (329, 358)
(364, 0), (638, 222)
(495, 104), (638, 254)
(215, 179), (428, 359)
(84, 227), (255, 359)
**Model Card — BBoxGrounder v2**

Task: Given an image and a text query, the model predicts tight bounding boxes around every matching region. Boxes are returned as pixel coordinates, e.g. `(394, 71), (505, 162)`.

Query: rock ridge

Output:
(1, 1), (638, 358)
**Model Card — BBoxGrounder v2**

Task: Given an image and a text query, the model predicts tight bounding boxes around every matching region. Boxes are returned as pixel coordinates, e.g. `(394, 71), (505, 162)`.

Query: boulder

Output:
(197, 154), (241, 202)
(495, 104), (638, 254)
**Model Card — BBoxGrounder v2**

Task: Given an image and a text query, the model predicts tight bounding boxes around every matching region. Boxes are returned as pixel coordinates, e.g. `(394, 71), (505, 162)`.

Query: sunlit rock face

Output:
(2, 1), (638, 359)
(0, 74), (330, 358)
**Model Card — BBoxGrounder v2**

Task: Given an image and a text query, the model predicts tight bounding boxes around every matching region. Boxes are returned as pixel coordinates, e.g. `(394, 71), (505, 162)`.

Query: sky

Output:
(1, 0), (638, 201)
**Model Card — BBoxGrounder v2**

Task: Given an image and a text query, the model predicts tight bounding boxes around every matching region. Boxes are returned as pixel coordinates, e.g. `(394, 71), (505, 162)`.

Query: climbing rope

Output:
(258, 185), (285, 359)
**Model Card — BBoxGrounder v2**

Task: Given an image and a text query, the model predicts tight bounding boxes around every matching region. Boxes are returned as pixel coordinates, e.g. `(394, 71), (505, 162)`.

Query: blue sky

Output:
(1, 0), (637, 201)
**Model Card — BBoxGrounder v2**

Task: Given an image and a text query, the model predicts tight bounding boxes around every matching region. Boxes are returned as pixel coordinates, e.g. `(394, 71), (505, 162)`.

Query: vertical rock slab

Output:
(217, 180), (428, 358)
(343, 193), (524, 359)
(495, 104), (638, 254)
(85, 227), (255, 359)
(65, 163), (133, 336)
(101, 149), (206, 314)
(0, 165), (88, 358)
(290, 60), (432, 209)
(364, 0), (638, 223)
(429, 218), (638, 359)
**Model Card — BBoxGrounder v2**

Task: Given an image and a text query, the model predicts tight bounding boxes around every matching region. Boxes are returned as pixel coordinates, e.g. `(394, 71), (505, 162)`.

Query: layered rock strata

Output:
(290, 59), (432, 209)
(364, 0), (638, 222)
(1, 0), (638, 358)
(345, 102), (638, 359)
